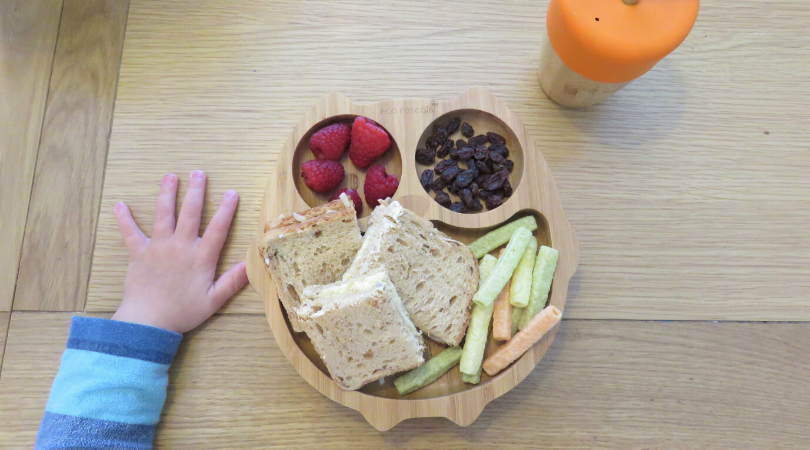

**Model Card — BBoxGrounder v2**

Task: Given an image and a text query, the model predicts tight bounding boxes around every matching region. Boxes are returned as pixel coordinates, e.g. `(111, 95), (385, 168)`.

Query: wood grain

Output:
(0, 312), (9, 372)
(247, 88), (579, 430)
(13, 0), (129, 311)
(86, 0), (810, 320)
(0, 0), (63, 311)
(2, 313), (809, 448)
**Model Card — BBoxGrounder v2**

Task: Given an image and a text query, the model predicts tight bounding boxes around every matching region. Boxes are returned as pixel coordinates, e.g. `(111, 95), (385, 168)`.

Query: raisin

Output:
(416, 148), (435, 165)
(458, 147), (474, 160)
(430, 176), (446, 193)
(426, 136), (439, 151)
(437, 140), (453, 158)
(477, 160), (492, 174)
(473, 145), (489, 160)
(486, 194), (504, 210)
(470, 182), (479, 198)
(491, 188), (505, 198)
(466, 159), (477, 172)
(445, 117), (460, 135)
(479, 189), (492, 198)
(469, 199), (484, 211)
(490, 152), (505, 164)
(456, 139), (468, 149)
(491, 163), (507, 172)
(449, 147), (460, 160)
(449, 202), (466, 213)
(481, 179), (497, 192)
(458, 188), (473, 208)
(482, 171), (508, 190)
(468, 135), (487, 147)
(502, 179), (513, 197)
(504, 159), (514, 172)
(436, 129), (448, 145)
(475, 173), (489, 185)
(447, 180), (460, 195)
(441, 165), (461, 182)
(420, 169), (434, 191)
(456, 169), (476, 187)
(487, 132), (506, 145)
(489, 143), (509, 157)
(434, 159), (457, 174)
(434, 191), (452, 207)
(461, 122), (474, 138)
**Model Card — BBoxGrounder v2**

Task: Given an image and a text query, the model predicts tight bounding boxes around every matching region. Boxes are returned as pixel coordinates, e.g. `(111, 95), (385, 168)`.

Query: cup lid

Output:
(547, 0), (699, 84)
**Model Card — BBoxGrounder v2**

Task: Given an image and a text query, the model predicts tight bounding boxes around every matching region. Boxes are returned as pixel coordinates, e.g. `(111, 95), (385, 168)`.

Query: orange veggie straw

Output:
(492, 279), (512, 341)
(482, 306), (561, 376)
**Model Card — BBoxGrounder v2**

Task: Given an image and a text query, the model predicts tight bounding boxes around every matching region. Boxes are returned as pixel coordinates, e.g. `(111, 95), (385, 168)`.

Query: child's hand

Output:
(111, 171), (248, 333)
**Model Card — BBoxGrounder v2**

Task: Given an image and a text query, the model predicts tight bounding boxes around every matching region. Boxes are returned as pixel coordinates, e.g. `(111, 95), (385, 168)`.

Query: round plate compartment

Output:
(292, 115), (402, 219)
(415, 109), (524, 214)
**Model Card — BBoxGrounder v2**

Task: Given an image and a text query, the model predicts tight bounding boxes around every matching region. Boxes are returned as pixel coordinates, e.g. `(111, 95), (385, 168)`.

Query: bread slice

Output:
(260, 198), (363, 332)
(342, 200), (479, 346)
(298, 271), (425, 390)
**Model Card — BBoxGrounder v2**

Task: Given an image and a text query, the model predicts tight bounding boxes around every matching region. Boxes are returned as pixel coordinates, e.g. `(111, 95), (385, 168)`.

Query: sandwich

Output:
(260, 197), (363, 332)
(298, 271), (425, 390)
(342, 200), (479, 346)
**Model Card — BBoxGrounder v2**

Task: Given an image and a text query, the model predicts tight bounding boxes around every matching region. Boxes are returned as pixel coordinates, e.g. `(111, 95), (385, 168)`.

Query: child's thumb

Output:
(209, 261), (248, 310)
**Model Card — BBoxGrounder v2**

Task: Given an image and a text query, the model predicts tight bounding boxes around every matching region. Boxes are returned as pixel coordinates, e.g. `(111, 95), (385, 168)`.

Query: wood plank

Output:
(0, 0), (63, 311)
(86, 0), (810, 319)
(1, 314), (809, 448)
(0, 312), (9, 372)
(13, 0), (129, 311)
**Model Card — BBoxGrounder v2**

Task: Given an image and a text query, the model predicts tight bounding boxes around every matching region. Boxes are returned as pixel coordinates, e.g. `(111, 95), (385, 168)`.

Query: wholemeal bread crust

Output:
(263, 199), (355, 236)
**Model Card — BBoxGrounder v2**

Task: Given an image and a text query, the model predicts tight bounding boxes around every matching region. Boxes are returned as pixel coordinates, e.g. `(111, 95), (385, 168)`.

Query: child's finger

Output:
(201, 190), (239, 259)
(208, 261), (248, 310)
(176, 170), (206, 240)
(115, 202), (148, 253)
(152, 173), (178, 239)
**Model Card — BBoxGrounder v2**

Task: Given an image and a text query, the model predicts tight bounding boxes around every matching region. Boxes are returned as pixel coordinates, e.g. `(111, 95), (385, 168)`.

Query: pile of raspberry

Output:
(301, 116), (399, 216)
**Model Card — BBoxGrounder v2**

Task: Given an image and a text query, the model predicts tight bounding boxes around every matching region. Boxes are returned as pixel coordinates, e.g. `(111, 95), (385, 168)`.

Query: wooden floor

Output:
(2, 0), (810, 448)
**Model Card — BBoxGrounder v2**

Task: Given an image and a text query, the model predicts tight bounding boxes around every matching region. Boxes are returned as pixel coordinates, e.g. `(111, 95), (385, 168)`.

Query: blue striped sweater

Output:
(36, 317), (182, 450)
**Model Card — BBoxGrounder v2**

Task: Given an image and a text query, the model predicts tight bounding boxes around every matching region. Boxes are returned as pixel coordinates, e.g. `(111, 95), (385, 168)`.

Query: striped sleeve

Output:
(36, 317), (182, 450)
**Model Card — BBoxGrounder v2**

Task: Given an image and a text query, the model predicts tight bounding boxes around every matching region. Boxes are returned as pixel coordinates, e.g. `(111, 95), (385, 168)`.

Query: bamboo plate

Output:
(246, 87), (579, 431)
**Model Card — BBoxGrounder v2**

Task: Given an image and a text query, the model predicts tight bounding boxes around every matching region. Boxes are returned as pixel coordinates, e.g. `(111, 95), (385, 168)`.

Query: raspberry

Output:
(301, 160), (344, 193)
(330, 188), (363, 216)
(309, 123), (350, 160)
(349, 116), (391, 169)
(364, 165), (399, 207)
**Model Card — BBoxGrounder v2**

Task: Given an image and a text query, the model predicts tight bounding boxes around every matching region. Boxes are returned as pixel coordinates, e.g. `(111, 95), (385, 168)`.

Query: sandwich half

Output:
(298, 271), (425, 390)
(260, 198), (363, 332)
(342, 200), (479, 346)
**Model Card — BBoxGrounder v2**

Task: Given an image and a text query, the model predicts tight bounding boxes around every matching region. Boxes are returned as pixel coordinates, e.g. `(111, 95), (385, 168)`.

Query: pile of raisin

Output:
(417, 118), (515, 213)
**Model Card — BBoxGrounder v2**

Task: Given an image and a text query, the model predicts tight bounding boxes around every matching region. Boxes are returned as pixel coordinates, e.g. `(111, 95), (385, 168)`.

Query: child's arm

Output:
(36, 317), (182, 449)
(36, 171), (248, 450)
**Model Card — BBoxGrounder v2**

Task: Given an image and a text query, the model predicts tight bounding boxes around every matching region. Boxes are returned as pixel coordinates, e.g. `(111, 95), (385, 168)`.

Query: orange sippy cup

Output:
(538, 0), (699, 108)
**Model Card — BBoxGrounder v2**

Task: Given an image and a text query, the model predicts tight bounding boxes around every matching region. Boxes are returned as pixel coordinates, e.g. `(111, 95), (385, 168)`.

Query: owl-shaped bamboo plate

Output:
(246, 87), (579, 431)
